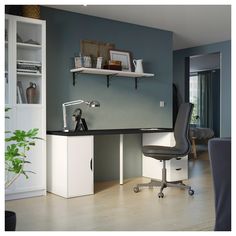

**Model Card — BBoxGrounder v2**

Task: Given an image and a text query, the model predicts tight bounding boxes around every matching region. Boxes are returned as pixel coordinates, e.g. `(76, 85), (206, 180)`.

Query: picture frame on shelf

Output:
(109, 50), (132, 72)
(74, 56), (83, 68)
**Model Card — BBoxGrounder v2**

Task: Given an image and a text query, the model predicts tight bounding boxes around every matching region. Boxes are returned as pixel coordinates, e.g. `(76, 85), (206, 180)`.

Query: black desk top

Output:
(47, 128), (173, 136)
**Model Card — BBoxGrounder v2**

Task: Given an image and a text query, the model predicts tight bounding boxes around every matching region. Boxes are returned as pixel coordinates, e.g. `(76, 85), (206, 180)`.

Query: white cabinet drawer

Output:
(169, 156), (188, 181)
(170, 156), (188, 170)
(169, 165), (188, 181)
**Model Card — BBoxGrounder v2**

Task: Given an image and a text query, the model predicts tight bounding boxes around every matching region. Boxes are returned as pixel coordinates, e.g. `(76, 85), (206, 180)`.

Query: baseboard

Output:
(5, 189), (46, 201)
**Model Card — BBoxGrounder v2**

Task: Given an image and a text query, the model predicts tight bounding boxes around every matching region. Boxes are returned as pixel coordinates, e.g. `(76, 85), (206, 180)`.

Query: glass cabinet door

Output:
(5, 18), (9, 105)
(16, 21), (42, 105)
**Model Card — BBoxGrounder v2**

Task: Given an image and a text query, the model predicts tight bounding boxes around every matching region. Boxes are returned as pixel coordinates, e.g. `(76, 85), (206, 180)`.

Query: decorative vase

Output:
(26, 82), (37, 104)
(5, 211), (16, 231)
(133, 59), (144, 73)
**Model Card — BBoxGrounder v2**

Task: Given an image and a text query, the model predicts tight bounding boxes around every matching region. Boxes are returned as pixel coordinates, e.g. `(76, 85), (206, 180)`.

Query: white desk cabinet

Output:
(142, 132), (188, 181)
(47, 135), (94, 198)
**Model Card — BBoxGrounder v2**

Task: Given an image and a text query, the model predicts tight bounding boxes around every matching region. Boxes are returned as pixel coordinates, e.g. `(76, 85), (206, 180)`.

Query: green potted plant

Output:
(5, 108), (41, 231)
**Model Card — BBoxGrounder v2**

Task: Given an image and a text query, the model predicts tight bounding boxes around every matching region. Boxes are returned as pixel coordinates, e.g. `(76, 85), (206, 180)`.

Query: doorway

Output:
(186, 52), (221, 137)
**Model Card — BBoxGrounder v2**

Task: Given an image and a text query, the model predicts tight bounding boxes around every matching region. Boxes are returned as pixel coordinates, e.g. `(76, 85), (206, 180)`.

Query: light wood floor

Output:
(5, 148), (215, 231)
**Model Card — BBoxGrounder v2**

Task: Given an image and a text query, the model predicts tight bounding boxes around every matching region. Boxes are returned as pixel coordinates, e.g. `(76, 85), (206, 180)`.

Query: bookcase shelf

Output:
(17, 72), (42, 77)
(17, 42), (41, 49)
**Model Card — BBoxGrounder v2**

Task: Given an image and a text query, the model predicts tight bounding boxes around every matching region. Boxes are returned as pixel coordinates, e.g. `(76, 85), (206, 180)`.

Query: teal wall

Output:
(173, 41), (231, 137)
(40, 7), (173, 181)
(94, 134), (142, 181)
(41, 7), (173, 131)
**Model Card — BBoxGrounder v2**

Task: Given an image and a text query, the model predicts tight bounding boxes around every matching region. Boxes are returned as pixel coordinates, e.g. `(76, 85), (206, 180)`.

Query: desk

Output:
(47, 128), (172, 198)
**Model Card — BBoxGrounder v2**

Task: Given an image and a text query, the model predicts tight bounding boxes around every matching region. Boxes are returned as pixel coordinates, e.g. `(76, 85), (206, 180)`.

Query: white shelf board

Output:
(16, 104), (43, 108)
(70, 67), (154, 78)
(17, 42), (41, 49)
(17, 72), (42, 77)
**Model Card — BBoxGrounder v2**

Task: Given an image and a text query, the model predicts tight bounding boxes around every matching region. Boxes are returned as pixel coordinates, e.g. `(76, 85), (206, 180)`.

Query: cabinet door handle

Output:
(176, 168), (182, 171)
(90, 158), (93, 171)
(176, 158), (181, 160)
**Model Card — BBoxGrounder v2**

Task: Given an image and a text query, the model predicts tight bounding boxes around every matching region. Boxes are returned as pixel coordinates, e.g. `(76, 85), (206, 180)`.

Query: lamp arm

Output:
(63, 100), (84, 106)
(62, 104), (67, 131)
(62, 100), (85, 131)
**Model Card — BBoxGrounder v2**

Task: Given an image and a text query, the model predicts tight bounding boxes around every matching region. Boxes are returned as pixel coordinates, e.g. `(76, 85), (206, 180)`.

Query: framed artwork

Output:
(80, 40), (115, 66)
(109, 50), (132, 71)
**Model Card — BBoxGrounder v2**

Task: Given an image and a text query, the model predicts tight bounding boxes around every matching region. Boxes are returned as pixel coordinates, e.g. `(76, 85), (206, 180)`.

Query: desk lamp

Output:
(62, 100), (100, 132)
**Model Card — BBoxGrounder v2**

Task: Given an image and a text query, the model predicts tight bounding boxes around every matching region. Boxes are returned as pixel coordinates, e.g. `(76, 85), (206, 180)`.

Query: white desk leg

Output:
(120, 134), (124, 185)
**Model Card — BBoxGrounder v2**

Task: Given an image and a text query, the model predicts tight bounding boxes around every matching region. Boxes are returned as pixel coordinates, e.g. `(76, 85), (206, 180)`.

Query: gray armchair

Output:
(208, 138), (231, 231)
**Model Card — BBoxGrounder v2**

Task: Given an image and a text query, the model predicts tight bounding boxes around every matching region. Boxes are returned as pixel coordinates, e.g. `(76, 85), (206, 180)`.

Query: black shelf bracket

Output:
(107, 75), (110, 88)
(135, 76), (147, 89)
(73, 72), (76, 86)
(106, 73), (118, 88)
(135, 77), (138, 89)
(72, 70), (85, 86)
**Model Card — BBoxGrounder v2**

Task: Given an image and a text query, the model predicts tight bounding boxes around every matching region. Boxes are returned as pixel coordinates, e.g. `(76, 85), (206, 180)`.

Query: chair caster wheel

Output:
(158, 192), (164, 198)
(188, 189), (194, 196)
(133, 187), (140, 193)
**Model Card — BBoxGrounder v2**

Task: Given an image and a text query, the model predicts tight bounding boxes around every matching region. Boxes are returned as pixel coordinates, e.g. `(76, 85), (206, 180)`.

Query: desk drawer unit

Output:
(142, 132), (188, 181)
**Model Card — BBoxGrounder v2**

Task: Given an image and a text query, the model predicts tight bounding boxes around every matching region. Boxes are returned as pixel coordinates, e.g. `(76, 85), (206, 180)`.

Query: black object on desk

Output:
(81, 118), (88, 131)
(73, 108), (88, 132)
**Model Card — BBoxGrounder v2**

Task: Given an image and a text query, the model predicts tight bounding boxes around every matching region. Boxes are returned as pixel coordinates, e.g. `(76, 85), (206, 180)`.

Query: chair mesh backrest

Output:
(174, 103), (193, 154)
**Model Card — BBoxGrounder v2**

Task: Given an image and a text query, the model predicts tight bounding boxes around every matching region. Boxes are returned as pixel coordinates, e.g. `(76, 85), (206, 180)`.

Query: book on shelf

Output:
(17, 60), (42, 74)
(17, 86), (22, 104)
(17, 81), (27, 104)
(17, 59), (41, 66)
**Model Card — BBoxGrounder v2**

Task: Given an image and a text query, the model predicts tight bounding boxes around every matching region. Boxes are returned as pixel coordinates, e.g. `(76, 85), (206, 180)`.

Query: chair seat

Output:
(142, 145), (187, 160)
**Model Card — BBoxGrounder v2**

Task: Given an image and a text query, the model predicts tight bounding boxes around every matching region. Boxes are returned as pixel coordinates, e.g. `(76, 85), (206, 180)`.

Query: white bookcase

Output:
(5, 14), (46, 200)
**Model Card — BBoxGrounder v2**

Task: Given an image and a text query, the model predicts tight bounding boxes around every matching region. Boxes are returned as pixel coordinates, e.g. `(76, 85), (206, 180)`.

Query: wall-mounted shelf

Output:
(70, 67), (155, 89)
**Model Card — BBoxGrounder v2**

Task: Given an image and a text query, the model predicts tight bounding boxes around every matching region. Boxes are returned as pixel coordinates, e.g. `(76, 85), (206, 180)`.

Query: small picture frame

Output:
(74, 56), (83, 68)
(109, 50), (132, 71)
(96, 57), (103, 69)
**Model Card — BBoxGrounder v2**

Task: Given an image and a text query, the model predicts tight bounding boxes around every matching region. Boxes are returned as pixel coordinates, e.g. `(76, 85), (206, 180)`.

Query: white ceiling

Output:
(45, 5), (231, 50)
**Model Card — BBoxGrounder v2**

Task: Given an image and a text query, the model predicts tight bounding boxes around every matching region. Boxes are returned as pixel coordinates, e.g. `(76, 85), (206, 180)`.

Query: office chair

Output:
(134, 103), (194, 198)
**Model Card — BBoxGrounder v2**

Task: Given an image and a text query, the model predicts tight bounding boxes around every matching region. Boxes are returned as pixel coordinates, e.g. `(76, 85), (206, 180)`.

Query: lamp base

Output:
(63, 129), (70, 133)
